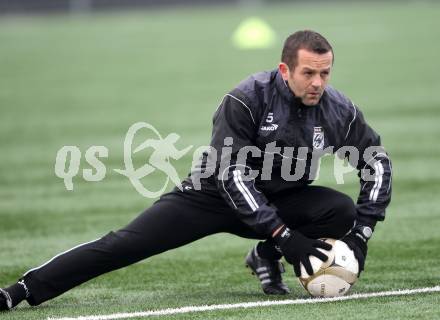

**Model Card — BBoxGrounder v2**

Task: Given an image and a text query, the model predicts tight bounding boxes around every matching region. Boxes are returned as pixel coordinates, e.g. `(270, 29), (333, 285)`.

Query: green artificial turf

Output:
(1, 1), (439, 319)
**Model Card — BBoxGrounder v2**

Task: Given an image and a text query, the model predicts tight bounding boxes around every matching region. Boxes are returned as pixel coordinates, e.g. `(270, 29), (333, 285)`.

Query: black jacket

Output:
(189, 69), (392, 237)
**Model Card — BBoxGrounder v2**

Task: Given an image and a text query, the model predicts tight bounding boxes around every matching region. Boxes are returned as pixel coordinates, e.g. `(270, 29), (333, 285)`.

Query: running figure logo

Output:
(115, 122), (193, 198)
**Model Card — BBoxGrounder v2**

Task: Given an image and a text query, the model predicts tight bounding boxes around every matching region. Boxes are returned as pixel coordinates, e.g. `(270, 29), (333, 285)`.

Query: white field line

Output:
(47, 285), (440, 320)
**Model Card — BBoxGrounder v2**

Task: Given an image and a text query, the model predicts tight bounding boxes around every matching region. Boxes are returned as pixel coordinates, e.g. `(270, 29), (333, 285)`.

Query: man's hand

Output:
(341, 225), (372, 276)
(273, 226), (332, 277)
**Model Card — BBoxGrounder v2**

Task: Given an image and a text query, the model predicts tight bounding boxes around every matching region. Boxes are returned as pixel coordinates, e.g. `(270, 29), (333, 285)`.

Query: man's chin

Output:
(302, 98), (320, 106)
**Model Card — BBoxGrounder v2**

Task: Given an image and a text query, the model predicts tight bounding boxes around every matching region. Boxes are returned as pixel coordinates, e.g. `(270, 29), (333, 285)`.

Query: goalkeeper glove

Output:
(273, 225), (332, 277)
(342, 225), (373, 276)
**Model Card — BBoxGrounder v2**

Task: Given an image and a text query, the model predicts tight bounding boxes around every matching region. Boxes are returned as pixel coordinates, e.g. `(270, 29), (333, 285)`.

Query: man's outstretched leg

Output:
(244, 186), (356, 294)
(0, 188), (238, 310)
(0, 283), (26, 310)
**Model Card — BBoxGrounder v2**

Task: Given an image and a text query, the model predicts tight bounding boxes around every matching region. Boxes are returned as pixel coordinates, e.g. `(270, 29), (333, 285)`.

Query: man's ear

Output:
(278, 62), (290, 81)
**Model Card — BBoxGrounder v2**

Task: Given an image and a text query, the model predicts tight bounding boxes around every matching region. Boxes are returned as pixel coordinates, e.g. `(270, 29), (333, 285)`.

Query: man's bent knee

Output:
(331, 193), (356, 237)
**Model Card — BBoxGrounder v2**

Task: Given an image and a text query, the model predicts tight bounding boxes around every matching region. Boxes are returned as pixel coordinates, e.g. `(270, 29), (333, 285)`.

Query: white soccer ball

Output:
(298, 238), (359, 298)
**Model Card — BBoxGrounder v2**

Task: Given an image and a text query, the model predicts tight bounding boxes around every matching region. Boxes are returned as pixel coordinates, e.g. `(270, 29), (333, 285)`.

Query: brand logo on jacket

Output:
(260, 123), (279, 131)
(261, 112), (279, 131)
(313, 127), (325, 149)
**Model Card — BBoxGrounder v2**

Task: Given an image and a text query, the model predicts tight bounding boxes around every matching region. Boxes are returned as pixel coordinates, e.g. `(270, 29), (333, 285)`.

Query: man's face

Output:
(279, 49), (333, 106)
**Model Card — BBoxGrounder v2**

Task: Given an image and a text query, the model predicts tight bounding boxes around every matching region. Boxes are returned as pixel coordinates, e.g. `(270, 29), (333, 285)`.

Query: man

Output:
(0, 30), (392, 310)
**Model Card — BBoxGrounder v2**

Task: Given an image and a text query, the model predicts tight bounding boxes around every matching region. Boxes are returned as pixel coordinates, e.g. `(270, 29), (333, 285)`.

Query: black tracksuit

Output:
(22, 69), (392, 305)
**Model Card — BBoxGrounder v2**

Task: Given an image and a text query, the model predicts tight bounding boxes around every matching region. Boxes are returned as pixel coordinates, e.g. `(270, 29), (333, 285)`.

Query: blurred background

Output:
(0, 0), (425, 14)
(0, 0), (439, 318)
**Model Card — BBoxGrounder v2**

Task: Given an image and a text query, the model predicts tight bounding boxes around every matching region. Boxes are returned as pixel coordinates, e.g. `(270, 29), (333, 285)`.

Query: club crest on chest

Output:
(313, 127), (325, 149)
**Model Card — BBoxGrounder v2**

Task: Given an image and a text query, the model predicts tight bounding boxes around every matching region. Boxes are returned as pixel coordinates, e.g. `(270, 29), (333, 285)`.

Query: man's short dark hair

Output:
(281, 30), (333, 69)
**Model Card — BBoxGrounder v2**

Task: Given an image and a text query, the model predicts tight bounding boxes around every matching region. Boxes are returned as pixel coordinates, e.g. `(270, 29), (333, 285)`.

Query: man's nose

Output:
(311, 75), (322, 88)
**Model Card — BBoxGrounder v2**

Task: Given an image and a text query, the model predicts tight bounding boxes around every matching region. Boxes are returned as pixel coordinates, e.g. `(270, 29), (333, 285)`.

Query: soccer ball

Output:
(298, 239), (359, 298)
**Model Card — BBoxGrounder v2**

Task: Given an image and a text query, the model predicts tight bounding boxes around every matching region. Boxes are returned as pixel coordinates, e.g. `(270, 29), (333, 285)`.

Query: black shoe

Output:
(245, 246), (290, 295)
(0, 289), (12, 311)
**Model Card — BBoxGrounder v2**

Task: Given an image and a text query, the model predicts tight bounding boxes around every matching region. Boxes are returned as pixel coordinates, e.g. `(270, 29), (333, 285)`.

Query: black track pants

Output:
(23, 185), (355, 305)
